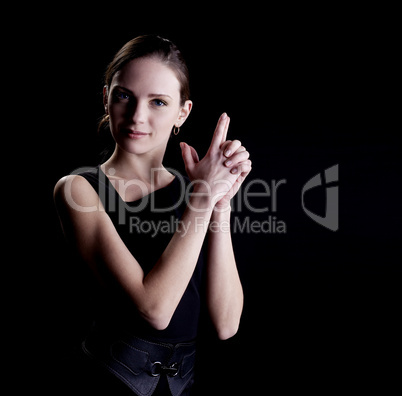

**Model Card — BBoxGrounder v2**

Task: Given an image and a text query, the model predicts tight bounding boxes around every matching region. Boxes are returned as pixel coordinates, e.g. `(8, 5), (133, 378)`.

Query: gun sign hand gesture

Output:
(180, 113), (252, 211)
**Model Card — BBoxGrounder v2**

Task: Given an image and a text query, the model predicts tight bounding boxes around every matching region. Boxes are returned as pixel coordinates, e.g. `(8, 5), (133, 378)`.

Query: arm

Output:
(54, 175), (213, 331)
(54, 114), (237, 332)
(180, 115), (252, 340)
(206, 208), (244, 340)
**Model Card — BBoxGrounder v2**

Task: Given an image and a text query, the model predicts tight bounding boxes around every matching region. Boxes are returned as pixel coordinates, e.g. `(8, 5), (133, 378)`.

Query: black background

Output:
(22, 5), (400, 394)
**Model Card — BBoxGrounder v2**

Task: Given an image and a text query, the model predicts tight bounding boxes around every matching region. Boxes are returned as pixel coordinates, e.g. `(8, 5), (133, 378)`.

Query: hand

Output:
(215, 138), (252, 211)
(180, 113), (252, 210)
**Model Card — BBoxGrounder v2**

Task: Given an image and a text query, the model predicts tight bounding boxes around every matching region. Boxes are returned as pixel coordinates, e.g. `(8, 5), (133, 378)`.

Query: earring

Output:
(173, 126), (180, 135)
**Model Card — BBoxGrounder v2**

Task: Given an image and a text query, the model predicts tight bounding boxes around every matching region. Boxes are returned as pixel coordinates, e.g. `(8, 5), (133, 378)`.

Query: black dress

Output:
(67, 166), (205, 395)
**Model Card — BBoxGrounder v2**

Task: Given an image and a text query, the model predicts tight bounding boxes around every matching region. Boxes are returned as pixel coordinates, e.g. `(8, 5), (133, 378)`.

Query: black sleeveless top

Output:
(79, 166), (205, 344)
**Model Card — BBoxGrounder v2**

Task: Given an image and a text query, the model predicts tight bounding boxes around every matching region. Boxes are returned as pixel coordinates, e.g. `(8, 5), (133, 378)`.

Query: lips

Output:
(122, 128), (149, 139)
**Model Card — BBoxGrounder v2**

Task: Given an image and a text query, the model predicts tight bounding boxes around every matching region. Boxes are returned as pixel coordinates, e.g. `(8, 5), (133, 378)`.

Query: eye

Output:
(114, 91), (130, 101)
(152, 99), (167, 107)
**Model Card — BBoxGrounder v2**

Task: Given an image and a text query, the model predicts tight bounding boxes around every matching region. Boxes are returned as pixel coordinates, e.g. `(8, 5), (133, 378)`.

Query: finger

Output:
(220, 140), (232, 152)
(180, 142), (196, 171)
(210, 113), (229, 151)
(230, 160), (252, 175)
(223, 140), (242, 157)
(240, 160), (252, 178)
(224, 150), (250, 167)
(188, 144), (200, 164)
(221, 115), (230, 144)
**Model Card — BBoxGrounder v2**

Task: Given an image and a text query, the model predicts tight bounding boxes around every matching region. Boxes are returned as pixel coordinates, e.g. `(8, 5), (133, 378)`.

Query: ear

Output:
(176, 100), (193, 127)
(103, 85), (109, 114)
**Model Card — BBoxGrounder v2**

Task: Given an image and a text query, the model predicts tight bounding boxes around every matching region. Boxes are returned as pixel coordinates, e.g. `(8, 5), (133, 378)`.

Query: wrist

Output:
(187, 188), (214, 213)
(212, 205), (231, 221)
(185, 182), (213, 211)
(209, 207), (231, 234)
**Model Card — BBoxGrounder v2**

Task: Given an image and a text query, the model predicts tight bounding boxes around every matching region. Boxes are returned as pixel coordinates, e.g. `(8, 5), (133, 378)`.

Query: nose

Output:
(127, 99), (146, 125)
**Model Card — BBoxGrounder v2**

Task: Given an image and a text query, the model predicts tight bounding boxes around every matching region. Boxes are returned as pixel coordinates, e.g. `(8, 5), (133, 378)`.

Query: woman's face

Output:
(105, 57), (191, 156)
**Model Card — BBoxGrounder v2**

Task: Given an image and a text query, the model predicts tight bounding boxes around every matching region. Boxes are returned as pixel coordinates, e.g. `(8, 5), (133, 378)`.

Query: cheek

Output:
(109, 102), (126, 119)
(108, 104), (135, 134)
(152, 110), (178, 132)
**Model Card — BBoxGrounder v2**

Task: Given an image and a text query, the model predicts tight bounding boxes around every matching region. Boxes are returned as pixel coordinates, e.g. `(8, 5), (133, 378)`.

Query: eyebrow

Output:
(148, 93), (173, 99)
(113, 85), (173, 99)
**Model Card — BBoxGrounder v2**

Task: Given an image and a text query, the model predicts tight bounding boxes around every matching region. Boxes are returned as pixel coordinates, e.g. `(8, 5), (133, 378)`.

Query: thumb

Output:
(180, 142), (197, 171)
(188, 144), (200, 164)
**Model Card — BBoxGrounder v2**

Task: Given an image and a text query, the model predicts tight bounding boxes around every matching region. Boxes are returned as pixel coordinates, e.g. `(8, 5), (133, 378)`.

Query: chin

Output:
(121, 142), (150, 155)
(117, 137), (167, 157)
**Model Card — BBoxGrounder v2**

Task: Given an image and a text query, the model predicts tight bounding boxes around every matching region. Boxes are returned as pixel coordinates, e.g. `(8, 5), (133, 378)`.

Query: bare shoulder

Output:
(54, 174), (100, 213)
(54, 174), (114, 266)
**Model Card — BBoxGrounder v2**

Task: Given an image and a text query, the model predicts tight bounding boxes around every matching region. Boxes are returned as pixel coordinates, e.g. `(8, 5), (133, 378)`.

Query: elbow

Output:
(216, 323), (240, 341)
(149, 317), (171, 331)
(134, 288), (178, 331)
(211, 302), (243, 340)
(140, 306), (173, 331)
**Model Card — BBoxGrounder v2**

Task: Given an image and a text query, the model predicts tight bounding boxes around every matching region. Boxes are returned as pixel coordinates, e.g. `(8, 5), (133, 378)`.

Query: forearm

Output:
(141, 194), (213, 329)
(206, 208), (244, 339)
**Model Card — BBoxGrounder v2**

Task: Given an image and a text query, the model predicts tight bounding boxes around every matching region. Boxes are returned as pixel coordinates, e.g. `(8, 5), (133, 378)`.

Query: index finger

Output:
(210, 113), (230, 150)
(221, 115), (230, 145)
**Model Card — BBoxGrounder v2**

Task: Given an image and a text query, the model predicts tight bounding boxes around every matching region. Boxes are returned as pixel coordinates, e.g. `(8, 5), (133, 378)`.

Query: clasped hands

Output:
(180, 113), (252, 211)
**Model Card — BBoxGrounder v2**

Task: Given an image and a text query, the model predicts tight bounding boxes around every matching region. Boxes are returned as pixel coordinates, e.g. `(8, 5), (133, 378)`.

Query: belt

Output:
(82, 329), (196, 396)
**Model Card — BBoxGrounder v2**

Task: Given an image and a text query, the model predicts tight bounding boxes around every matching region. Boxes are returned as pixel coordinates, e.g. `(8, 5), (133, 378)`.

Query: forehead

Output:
(111, 57), (181, 97)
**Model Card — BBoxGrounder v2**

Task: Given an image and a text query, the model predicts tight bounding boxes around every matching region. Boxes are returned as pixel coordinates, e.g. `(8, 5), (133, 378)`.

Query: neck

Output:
(102, 145), (170, 185)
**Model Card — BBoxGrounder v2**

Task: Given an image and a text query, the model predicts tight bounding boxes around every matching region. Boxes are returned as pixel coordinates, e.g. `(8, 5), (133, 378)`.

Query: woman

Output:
(54, 35), (252, 395)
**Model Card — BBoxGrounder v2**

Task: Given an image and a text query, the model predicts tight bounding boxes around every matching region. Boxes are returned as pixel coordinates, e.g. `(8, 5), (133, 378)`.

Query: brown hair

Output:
(98, 34), (190, 132)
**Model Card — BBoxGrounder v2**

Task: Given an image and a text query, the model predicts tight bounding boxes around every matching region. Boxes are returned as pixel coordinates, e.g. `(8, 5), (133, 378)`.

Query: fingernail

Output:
(225, 150), (231, 156)
(221, 113), (227, 120)
(225, 160), (232, 166)
(231, 168), (238, 174)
